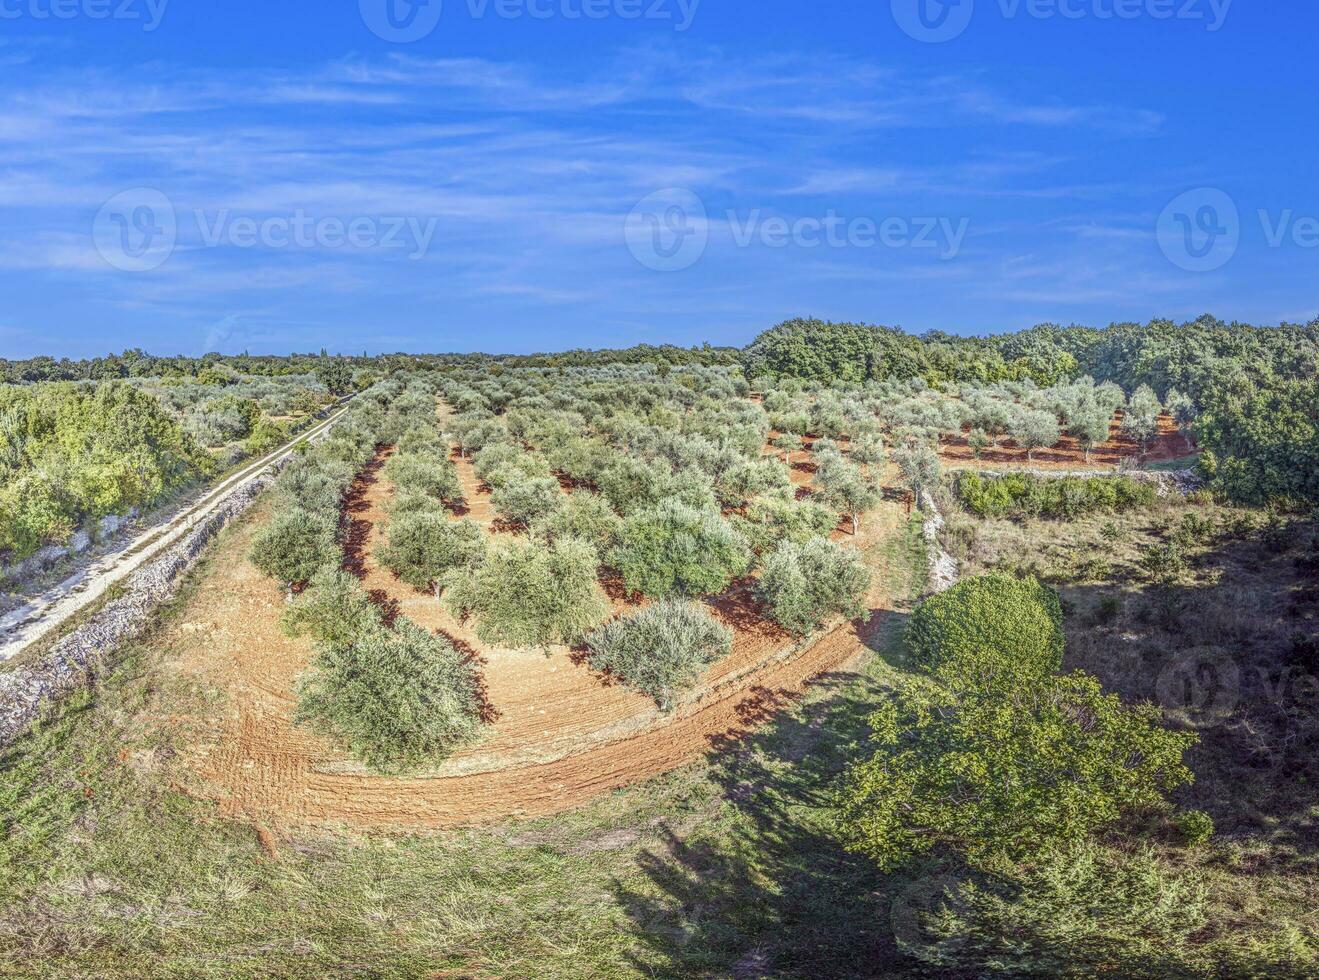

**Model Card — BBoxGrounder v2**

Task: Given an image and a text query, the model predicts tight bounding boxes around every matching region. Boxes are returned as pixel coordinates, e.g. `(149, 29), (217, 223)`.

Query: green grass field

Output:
(0, 514), (935, 979)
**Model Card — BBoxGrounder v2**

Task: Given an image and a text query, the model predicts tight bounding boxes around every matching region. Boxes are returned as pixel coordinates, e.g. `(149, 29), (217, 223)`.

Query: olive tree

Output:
(1122, 385), (1162, 453)
(249, 506), (338, 594)
(377, 511), (486, 596)
(491, 470), (563, 529)
(759, 537), (870, 635)
(611, 499), (751, 598)
(444, 536), (608, 649)
(1010, 408), (1062, 462)
(583, 600), (733, 710)
(295, 620), (485, 774)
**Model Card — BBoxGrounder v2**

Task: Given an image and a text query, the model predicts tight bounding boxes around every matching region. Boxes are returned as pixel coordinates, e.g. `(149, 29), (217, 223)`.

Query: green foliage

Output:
(954, 471), (1157, 520)
(583, 600), (733, 709)
(1175, 809), (1215, 848)
(243, 417), (288, 456)
(832, 671), (1197, 870)
(758, 537), (870, 636)
(1009, 407), (1061, 459)
(281, 567), (383, 648)
(910, 845), (1213, 978)
(444, 536), (608, 648)
(1195, 376), (1319, 506)
(491, 471), (563, 528)
(377, 511), (486, 593)
(248, 506), (338, 587)
(967, 427), (991, 458)
(536, 490), (621, 551)
(385, 450), (463, 506)
(612, 499), (751, 599)
(1122, 384), (1162, 450)
(732, 492), (838, 555)
(294, 620), (483, 773)
(0, 381), (210, 557)
(906, 573), (1064, 683)
(314, 358), (355, 396)
(891, 443), (941, 501)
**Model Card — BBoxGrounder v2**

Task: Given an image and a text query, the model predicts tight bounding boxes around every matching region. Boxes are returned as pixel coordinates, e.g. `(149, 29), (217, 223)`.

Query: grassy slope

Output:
(938, 489), (1318, 972)
(0, 507), (934, 978)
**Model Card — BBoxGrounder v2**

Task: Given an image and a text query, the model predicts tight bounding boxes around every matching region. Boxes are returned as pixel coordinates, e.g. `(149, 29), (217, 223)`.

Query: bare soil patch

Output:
(169, 441), (904, 830)
(939, 412), (1189, 470)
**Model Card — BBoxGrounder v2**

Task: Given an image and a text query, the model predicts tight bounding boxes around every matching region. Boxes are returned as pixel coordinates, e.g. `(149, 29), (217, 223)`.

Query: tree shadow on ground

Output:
(610, 668), (939, 979)
(1058, 519), (1319, 861)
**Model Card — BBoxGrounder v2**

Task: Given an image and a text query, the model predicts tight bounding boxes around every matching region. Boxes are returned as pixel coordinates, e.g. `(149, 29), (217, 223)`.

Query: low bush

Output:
(612, 499), (751, 599)
(583, 600), (733, 709)
(249, 506), (338, 589)
(758, 537), (870, 635)
(955, 471), (1158, 520)
(377, 512), (486, 594)
(444, 536), (608, 648)
(906, 573), (1064, 683)
(294, 620), (484, 773)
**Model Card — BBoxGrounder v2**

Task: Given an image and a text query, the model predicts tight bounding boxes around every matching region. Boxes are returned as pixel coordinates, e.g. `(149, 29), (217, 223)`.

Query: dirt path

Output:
(0, 396), (356, 665)
(172, 441), (905, 830)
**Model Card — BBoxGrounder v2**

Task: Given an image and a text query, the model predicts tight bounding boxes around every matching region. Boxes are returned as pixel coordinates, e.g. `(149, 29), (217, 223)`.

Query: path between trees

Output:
(0, 396), (356, 666)
(171, 430), (908, 829)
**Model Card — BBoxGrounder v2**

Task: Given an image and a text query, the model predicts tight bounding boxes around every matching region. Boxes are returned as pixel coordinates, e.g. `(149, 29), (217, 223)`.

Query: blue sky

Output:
(0, 0), (1314, 358)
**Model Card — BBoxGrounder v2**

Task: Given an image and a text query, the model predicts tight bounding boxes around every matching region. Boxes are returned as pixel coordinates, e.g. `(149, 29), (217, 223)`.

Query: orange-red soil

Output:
(171, 432), (902, 831)
(939, 411), (1191, 470)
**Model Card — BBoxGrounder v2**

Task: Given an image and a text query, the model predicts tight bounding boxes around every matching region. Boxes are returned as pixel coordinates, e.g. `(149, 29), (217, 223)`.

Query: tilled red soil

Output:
(172, 431), (903, 830)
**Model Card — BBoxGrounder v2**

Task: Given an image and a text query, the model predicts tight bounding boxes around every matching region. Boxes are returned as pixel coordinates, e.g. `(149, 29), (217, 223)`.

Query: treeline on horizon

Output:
(2, 314), (1316, 509)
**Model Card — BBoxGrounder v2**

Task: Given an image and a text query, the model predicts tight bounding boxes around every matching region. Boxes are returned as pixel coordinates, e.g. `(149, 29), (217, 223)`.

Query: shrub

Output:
(491, 471), (563, 528)
(612, 499), (751, 599)
(444, 536), (608, 649)
(249, 506), (338, 589)
(1175, 809), (1214, 848)
(536, 490), (621, 551)
(907, 845), (1211, 976)
(385, 450), (463, 506)
(759, 537), (870, 636)
(954, 471), (1157, 520)
(584, 600), (733, 709)
(295, 620), (484, 773)
(281, 567), (382, 648)
(832, 671), (1197, 870)
(377, 512), (486, 594)
(906, 573), (1064, 683)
